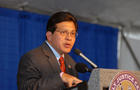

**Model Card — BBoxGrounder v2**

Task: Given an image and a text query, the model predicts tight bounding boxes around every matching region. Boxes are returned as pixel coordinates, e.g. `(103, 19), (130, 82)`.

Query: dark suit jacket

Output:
(17, 42), (78, 90)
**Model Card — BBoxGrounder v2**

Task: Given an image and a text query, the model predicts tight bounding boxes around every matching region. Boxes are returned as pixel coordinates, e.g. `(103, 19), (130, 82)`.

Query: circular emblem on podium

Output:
(109, 71), (140, 90)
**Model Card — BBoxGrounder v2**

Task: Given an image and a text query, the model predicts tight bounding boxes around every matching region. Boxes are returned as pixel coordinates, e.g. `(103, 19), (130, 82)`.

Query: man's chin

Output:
(63, 49), (71, 53)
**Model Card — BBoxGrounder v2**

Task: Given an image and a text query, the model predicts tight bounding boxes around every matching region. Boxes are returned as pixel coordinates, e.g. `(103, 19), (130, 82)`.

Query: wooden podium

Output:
(88, 68), (140, 90)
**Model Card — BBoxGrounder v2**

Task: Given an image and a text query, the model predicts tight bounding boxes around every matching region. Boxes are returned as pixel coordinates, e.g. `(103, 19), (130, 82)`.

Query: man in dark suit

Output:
(17, 11), (83, 90)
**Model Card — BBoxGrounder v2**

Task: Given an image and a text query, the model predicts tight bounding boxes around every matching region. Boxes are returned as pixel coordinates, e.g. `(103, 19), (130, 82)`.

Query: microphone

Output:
(75, 63), (92, 73)
(74, 49), (98, 68)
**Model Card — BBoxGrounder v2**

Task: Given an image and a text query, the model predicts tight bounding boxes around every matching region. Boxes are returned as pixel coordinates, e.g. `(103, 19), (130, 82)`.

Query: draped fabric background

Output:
(0, 8), (118, 90)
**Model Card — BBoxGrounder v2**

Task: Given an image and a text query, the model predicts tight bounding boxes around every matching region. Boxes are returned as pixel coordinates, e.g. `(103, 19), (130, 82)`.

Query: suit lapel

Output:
(64, 54), (73, 74)
(41, 42), (61, 74)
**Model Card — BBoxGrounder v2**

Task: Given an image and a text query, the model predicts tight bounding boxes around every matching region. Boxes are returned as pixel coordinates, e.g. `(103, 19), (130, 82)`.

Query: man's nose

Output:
(65, 32), (72, 40)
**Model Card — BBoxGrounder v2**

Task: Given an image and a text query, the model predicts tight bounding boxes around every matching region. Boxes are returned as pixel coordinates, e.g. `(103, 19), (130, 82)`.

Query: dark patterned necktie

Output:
(59, 57), (66, 72)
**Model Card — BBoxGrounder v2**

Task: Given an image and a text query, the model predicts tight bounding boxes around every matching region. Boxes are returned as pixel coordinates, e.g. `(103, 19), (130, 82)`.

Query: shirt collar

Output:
(45, 40), (64, 61)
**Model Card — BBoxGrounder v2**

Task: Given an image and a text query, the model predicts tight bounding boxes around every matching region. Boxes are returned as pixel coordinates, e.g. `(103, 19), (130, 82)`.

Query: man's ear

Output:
(46, 31), (52, 41)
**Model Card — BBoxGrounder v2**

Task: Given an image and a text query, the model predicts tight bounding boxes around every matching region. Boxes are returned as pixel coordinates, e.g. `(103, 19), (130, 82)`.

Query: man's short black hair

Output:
(46, 11), (78, 33)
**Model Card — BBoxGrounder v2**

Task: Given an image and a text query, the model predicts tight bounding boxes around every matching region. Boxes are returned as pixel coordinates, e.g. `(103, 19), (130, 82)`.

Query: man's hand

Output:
(61, 73), (82, 88)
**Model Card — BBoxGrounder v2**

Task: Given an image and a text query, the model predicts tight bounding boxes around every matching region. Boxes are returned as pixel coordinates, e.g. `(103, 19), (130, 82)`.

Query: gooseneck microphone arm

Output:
(79, 53), (98, 68)
(74, 49), (98, 68)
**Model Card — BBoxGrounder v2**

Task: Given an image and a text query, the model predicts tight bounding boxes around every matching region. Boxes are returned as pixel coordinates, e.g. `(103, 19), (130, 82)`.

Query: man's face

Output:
(47, 21), (76, 55)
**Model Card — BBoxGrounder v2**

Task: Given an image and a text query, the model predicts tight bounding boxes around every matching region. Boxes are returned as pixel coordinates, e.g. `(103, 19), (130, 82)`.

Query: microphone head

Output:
(75, 63), (91, 73)
(74, 49), (82, 55)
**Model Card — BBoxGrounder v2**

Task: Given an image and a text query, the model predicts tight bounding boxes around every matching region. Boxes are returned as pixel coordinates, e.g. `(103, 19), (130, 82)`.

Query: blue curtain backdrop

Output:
(0, 8), (118, 90)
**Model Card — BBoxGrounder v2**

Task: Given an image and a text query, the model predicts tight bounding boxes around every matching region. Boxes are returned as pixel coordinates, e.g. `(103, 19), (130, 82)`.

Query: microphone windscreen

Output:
(74, 49), (81, 55)
(75, 63), (88, 73)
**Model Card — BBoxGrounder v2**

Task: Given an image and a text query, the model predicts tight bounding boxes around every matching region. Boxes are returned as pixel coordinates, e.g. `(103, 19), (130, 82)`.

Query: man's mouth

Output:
(64, 43), (71, 48)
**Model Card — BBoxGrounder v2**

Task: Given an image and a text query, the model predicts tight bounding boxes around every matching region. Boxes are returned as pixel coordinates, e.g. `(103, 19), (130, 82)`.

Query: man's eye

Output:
(61, 31), (66, 34)
(71, 32), (76, 35)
